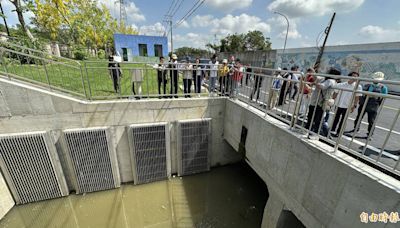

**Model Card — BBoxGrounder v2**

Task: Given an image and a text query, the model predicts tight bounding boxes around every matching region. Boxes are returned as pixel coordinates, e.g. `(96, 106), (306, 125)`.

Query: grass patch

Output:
(2, 59), (188, 99)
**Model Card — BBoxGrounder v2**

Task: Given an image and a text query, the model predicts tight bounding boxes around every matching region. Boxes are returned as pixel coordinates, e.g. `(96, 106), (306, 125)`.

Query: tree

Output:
(8, 0), (35, 41)
(244, 30), (271, 51)
(34, 0), (137, 51)
(175, 47), (209, 59)
(210, 31), (272, 53)
(205, 43), (220, 53)
(220, 33), (245, 52)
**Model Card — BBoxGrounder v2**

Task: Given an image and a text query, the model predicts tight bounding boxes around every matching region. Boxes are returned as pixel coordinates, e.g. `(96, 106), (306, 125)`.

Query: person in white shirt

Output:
(330, 72), (362, 137)
(182, 57), (193, 98)
(207, 54), (219, 95)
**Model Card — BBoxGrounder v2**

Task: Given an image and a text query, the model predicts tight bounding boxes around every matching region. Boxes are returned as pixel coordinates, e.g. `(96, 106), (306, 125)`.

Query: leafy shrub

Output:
(73, 48), (87, 60)
(97, 49), (106, 59)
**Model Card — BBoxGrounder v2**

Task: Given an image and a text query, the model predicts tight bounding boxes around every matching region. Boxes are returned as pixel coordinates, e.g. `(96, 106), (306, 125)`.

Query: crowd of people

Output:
(270, 66), (388, 139)
(108, 54), (389, 139)
(108, 53), (246, 98)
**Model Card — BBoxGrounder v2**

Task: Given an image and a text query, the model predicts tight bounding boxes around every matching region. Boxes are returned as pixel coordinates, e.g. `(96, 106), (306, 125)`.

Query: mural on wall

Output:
(276, 49), (400, 82)
(276, 47), (400, 92)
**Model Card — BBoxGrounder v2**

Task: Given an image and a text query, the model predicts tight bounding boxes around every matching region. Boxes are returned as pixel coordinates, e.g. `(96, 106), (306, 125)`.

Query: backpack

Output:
(272, 77), (282, 89)
(361, 84), (384, 112)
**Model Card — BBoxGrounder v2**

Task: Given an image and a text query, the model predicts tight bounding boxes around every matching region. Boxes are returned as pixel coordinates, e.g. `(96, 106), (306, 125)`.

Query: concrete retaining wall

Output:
(0, 77), (241, 216)
(224, 100), (400, 228)
(0, 171), (14, 220)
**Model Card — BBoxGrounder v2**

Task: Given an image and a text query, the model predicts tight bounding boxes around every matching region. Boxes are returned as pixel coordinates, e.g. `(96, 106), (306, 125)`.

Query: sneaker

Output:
(345, 129), (356, 134)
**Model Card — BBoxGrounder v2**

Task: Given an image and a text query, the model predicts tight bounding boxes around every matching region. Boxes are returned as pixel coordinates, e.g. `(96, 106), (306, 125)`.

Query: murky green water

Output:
(0, 163), (268, 228)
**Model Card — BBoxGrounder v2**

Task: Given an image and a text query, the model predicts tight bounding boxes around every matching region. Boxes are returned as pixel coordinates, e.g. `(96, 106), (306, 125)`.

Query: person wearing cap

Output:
(108, 55), (122, 94)
(207, 54), (219, 95)
(182, 57), (193, 98)
(218, 59), (229, 95)
(347, 71), (388, 138)
(169, 54), (179, 98)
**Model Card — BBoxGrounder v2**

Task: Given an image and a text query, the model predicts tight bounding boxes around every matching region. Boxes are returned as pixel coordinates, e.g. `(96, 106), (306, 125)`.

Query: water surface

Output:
(0, 163), (268, 228)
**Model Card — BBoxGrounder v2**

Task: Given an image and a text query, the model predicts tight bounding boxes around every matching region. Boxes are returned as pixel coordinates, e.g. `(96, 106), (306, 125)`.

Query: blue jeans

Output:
(210, 77), (217, 92)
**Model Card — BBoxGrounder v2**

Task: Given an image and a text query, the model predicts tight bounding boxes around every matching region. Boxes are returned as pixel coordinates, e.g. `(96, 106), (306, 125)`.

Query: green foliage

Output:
(73, 47), (87, 60)
(97, 49), (106, 59)
(33, 0), (137, 52)
(244, 30), (271, 51)
(174, 47), (210, 59)
(207, 30), (272, 53)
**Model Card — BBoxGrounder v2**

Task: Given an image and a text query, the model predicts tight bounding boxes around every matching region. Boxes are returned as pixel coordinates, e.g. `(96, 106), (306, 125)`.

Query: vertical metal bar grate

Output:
(178, 119), (211, 176)
(128, 123), (169, 184)
(63, 128), (119, 193)
(0, 132), (65, 204)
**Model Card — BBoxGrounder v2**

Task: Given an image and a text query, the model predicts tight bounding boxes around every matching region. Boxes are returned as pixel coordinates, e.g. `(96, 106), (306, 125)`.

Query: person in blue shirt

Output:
(347, 72), (388, 138)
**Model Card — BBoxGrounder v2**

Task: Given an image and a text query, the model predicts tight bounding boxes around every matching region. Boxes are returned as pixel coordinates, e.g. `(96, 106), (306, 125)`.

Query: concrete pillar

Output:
(0, 171), (14, 219)
(261, 192), (284, 228)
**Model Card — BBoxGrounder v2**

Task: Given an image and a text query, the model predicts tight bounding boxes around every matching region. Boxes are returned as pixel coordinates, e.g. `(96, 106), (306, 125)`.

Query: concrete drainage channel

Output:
(0, 119), (213, 207)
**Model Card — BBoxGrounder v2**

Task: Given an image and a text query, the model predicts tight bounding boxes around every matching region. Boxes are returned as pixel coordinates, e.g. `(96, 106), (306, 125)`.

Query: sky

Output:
(2, 0), (400, 51)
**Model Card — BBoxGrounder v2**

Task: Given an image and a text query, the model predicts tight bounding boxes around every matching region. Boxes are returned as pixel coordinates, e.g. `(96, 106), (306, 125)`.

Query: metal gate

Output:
(62, 127), (120, 194)
(177, 119), (211, 176)
(128, 123), (170, 184)
(0, 131), (68, 204)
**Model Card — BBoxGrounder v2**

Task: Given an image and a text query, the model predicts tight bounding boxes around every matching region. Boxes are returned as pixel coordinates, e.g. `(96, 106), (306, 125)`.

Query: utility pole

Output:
(170, 19), (173, 54)
(314, 12), (336, 72)
(119, 0), (127, 27)
(0, 1), (10, 36)
(163, 15), (173, 55)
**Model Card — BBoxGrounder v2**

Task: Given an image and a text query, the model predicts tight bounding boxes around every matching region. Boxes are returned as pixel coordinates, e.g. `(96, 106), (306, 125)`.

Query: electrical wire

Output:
(174, 0), (205, 28)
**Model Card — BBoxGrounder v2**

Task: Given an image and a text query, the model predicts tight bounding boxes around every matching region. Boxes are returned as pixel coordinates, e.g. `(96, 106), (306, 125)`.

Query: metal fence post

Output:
(0, 48), (11, 80)
(42, 60), (52, 90)
(79, 65), (88, 99)
(84, 62), (92, 100)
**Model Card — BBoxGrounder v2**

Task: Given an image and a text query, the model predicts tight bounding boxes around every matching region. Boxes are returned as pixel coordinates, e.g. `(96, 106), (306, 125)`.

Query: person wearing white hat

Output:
(346, 71), (388, 138)
(169, 54), (179, 98)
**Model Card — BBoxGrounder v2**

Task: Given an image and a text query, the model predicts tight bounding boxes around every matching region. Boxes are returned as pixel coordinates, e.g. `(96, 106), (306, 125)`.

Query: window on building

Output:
(122, 48), (128, 61)
(122, 48), (133, 61)
(154, 44), (163, 57)
(138, 44), (148, 57)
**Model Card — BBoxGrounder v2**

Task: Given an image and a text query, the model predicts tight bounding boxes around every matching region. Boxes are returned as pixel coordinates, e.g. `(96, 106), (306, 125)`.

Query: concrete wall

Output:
(224, 100), (400, 228)
(0, 171), (14, 220)
(0, 78), (240, 203)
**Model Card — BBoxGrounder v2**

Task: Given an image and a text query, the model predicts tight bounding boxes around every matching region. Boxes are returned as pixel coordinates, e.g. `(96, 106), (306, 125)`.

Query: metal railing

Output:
(1, 44), (399, 177)
(234, 68), (400, 177)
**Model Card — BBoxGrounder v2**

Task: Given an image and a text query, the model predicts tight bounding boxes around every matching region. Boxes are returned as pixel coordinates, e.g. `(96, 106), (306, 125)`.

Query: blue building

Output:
(113, 34), (169, 61)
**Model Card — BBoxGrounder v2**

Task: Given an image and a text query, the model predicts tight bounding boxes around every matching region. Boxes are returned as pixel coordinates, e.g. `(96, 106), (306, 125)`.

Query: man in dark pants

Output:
(305, 68), (340, 133)
(169, 54), (179, 98)
(330, 72), (362, 137)
(346, 72), (388, 138)
(250, 69), (263, 102)
(108, 55), (122, 93)
(157, 56), (167, 97)
(193, 58), (203, 96)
